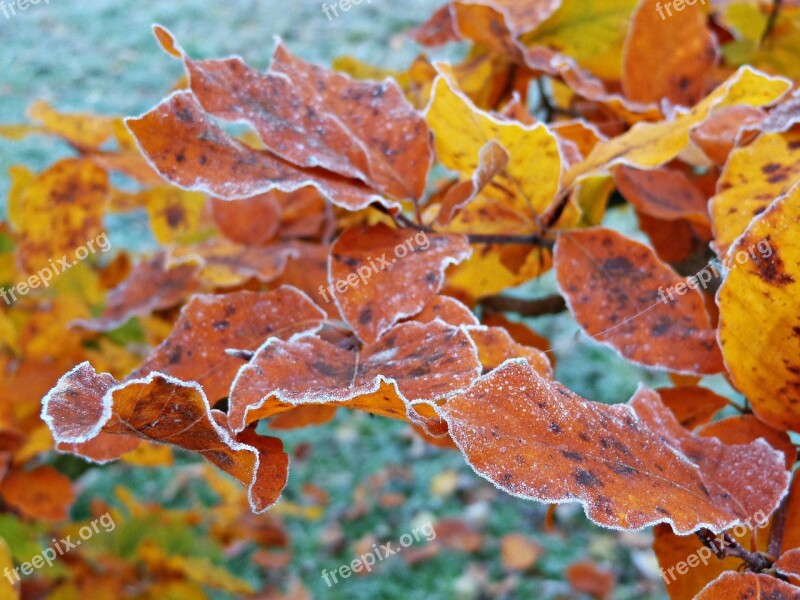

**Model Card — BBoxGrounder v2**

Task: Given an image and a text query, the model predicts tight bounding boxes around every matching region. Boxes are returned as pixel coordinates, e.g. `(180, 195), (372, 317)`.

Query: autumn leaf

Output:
(695, 572), (800, 599)
(0, 466), (74, 522)
(554, 227), (724, 374)
(328, 224), (470, 343)
(425, 68), (562, 221)
(622, 0), (717, 106)
(718, 182), (800, 431)
(710, 127), (800, 254)
(227, 320), (481, 432)
(126, 91), (393, 211)
(42, 362), (288, 512)
(435, 359), (788, 533)
(130, 287), (326, 402)
(153, 26), (433, 201)
(8, 158), (108, 275)
(78, 252), (201, 331)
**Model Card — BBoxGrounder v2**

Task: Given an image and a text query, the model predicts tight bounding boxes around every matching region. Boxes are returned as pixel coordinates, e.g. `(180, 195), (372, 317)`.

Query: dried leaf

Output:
(436, 359), (788, 533)
(696, 572), (800, 599)
(131, 287), (326, 402)
(717, 182), (800, 431)
(42, 363), (288, 512)
(555, 227), (724, 374)
(329, 224), (470, 344)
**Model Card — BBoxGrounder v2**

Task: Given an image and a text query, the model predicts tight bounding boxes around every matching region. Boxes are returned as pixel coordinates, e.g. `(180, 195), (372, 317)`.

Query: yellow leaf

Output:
(10, 158), (108, 275)
(145, 187), (209, 244)
(425, 69), (561, 221)
(718, 182), (800, 431)
(0, 538), (19, 600)
(566, 66), (791, 187)
(711, 128), (800, 254)
(522, 0), (639, 81)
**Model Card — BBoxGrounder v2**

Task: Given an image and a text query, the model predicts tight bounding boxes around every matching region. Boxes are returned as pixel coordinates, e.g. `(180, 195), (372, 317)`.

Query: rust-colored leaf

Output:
(436, 359), (788, 533)
(126, 91), (392, 211)
(42, 363), (288, 512)
(78, 252), (201, 331)
(656, 386), (728, 431)
(554, 227), (724, 375)
(0, 466), (74, 521)
(696, 572), (800, 599)
(622, 0), (717, 106)
(700, 415), (797, 470)
(329, 224), (470, 344)
(131, 287), (326, 402)
(228, 320), (481, 432)
(155, 26), (432, 200)
(614, 165), (710, 225)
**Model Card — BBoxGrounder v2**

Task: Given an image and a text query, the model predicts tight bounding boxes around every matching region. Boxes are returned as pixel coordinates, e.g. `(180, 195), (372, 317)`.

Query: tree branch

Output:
(696, 528), (774, 573)
(480, 294), (566, 317)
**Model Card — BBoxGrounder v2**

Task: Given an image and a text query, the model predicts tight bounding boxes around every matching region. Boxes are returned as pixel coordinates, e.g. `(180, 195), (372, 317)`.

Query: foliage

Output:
(3, 0), (800, 598)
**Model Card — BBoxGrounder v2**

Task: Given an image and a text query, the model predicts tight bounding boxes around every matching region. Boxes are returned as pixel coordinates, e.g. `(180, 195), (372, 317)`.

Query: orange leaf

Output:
(622, 0), (717, 106)
(436, 359), (788, 533)
(696, 572), (800, 599)
(329, 224), (470, 344)
(228, 320), (481, 432)
(614, 165), (710, 225)
(554, 227), (724, 375)
(0, 466), (74, 521)
(700, 415), (797, 470)
(43, 363), (288, 512)
(131, 287), (326, 403)
(126, 91), (393, 211)
(155, 26), (432, 201)
(78, 252), (200, 331)
(565, 560), (614, 599)
(656, 386), (728, 430)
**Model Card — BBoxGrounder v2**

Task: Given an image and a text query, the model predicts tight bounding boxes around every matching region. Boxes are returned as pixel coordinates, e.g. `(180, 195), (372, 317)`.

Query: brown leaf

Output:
(554, 227), (724, 375)
(0, 466), (74, 521)
(228, 320), (481, 432)
(436, 359), (788, 533)
(155, 26), (432, 200)
(696, 572), (800, 599)
(126, 91), (392, 211)
(131, 287), (326, 402)
(565, 560), (614, 599)
(78, 252), (201, 331)
(329, 224), (471, 344)
(42, 363), (288, 512)
(656, 386), (728, 430)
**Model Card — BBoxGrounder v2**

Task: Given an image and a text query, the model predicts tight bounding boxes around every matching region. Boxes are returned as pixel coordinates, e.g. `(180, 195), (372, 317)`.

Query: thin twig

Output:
(480, 294), (566, 317)
(761, 0), (783, 45)
(696, 528), (774, 573)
